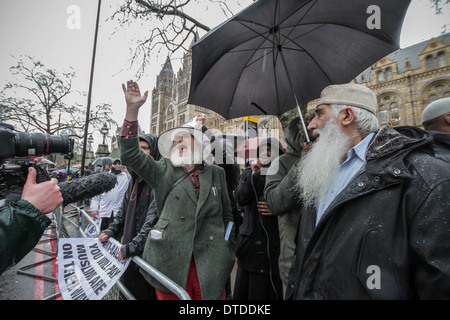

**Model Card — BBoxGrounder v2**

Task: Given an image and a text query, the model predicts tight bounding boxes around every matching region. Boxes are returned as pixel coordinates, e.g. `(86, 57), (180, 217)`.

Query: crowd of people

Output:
(1, 80), (449, 300)
(112, 80), (450, 300)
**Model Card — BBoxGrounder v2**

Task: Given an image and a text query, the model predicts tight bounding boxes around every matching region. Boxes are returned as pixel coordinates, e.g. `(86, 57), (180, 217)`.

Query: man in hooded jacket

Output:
(286, 83), (450, 299)
(233, 137), (285, 300)
(264, 117), (305, 297)
(99, 134), (161, 299)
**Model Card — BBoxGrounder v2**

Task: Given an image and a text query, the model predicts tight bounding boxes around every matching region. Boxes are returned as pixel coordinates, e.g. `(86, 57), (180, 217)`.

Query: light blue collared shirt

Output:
(316, 132), (375, 226)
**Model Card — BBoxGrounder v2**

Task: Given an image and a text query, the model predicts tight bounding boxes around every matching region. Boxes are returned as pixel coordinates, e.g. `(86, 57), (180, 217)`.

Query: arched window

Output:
(425, 82), (450, 103)
(379, 105), (388, 123)
(437, 52), (446, 68)
(426, 55), (434, 71)
(428, 94), (438, 103)
(167, 106), (174, 119)
(385, 67), (392, 81)
(377, 70), (384, 83)
(390, 103), (400, 122)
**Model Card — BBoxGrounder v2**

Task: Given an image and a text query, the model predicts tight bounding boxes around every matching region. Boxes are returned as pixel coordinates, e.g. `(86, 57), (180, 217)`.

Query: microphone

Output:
(58, 173), (118, 206)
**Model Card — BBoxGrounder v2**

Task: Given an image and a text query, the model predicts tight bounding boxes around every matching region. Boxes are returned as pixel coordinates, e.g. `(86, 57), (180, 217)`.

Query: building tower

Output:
(151, 56), (175, 134)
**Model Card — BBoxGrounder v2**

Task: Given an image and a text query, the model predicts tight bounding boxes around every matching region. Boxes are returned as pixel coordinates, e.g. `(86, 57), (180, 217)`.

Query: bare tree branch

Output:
(430, 0), (450, 14)
(110, 0), (243, 78)
(0, 56), (117, 141)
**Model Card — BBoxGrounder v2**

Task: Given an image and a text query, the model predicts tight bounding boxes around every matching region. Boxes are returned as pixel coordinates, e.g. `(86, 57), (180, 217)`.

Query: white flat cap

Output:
(422, 97), (450, 123)
(316, 83), (377, 114)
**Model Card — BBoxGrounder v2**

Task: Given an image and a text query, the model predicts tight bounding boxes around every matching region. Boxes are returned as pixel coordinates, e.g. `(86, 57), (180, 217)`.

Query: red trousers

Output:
(155, 258), (226, 300)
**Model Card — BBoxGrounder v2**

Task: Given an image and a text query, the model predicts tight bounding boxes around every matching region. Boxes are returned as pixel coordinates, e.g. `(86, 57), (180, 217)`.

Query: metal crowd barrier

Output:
(55, 204), (191, 300)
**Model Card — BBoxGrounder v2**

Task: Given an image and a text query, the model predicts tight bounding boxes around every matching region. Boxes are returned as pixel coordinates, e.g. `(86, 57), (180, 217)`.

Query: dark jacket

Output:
(104, 134), (161, 259)
(234, 138), (285, 275)
(264, 117), (303, 285)
(286, 126), (450, 300)
(209, 132), (241, 237)
(104, 177), (158, 259)
(0, 200), (51, 274)
(428, 130), (450, 163)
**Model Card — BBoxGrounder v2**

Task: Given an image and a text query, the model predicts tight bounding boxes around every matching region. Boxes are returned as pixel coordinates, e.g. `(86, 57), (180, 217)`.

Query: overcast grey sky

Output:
(0, 0), (449, 147)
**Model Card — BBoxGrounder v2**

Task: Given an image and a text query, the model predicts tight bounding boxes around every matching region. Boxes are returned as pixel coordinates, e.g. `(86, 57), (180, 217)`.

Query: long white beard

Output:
(293, 118), (351, 209)
(170, 144), (202, 168)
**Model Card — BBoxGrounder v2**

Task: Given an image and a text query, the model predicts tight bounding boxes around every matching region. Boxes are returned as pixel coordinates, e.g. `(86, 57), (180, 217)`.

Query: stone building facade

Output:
(148, 50), (284, 140)
(306, 33), (450, 127)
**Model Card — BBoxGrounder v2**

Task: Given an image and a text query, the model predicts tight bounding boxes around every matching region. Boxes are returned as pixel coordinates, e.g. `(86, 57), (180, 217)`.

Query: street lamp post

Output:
(84, 133), (95, 169)
(100, 123), (109, 144)
(95, 123), (110, 159)
(80, 0), (102, 176)
(88, 134), (94, 151)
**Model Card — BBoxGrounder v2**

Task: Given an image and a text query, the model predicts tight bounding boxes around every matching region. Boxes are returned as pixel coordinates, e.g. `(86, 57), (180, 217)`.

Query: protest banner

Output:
(57, 238), (130, 300)
(84, 217), (101, 238)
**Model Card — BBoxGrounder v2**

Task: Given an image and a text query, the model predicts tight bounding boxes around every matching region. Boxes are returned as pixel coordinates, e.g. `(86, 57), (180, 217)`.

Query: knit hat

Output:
(422, 97), (450, 123)
(316, 83), (377, 114)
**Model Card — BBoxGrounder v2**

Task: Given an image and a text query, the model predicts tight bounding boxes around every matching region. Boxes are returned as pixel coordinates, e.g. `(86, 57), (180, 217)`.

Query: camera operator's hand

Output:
(28, 156), (44, 163)
(122, 80), (148, 121)
(21, 167), (63, 213)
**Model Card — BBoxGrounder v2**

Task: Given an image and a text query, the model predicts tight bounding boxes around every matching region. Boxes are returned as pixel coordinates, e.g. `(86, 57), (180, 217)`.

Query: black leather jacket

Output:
(105, 177), (157, 259)
(287, 126), (450, 300)
(104, 133), (160, 259)
(428, 130), (450, 163)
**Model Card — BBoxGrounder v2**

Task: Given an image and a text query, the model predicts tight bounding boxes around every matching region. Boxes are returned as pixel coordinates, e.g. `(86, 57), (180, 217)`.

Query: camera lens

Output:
(14, 132), (71, 157)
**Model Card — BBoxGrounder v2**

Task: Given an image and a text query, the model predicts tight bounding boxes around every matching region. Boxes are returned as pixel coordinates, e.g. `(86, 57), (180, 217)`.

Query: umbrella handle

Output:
(279, 50), (311, 144)
(296, 104), (312, 145)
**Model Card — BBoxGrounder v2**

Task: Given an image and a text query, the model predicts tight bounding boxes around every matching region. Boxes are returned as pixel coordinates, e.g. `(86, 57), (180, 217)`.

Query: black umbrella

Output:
(92, 156), (114, 166)
(188, 0), (411, 142)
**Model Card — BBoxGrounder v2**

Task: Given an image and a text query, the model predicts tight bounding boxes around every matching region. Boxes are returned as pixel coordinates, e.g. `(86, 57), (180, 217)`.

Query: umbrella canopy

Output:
(52, 169), (67, 174)
(188, 0), (411, 142)
(72, 164), (82, 168)
(92, 157), (114, 166)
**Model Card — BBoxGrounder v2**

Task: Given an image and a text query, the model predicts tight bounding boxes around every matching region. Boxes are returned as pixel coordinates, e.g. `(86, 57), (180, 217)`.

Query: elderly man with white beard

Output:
(286, 83), (450, 300)
(118, 80), (235, 300)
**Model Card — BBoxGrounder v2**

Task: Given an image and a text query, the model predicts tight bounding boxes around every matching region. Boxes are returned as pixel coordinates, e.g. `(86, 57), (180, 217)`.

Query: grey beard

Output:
(293, 119), (351, 209)
(170, 147), (202, 168)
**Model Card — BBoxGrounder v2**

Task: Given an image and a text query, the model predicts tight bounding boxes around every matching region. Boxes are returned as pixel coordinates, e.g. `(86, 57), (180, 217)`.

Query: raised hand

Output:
(122, 80), (148, 121)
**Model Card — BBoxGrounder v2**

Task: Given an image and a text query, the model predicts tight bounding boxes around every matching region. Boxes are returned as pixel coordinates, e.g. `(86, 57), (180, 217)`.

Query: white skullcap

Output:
(422, 97), (450, 123)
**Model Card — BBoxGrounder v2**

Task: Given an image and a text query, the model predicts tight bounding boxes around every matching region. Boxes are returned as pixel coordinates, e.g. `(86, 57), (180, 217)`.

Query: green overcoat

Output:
(119, 137), (235, 299)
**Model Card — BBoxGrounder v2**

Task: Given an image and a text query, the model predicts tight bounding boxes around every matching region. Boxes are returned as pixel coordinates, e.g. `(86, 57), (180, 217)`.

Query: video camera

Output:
(0, 123), (74, 197)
